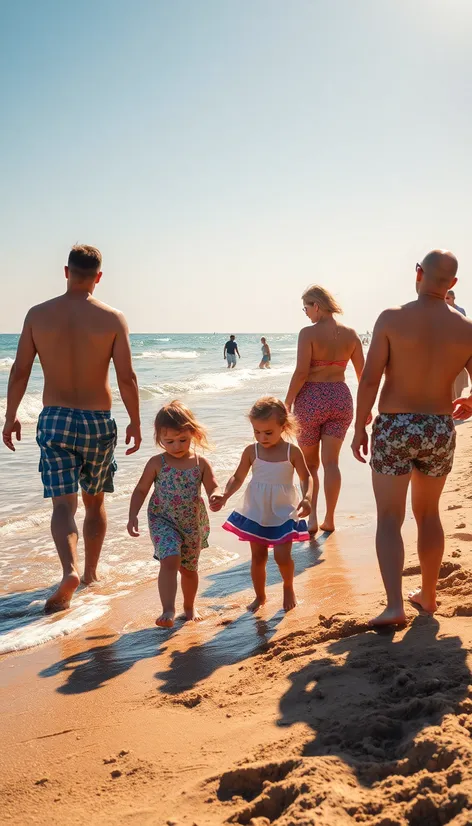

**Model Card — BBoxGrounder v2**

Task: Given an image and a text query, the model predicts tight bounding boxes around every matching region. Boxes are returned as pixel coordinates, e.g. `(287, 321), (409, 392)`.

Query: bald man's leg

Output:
(409, 469), (447, 614)
(370, 471), (411, 626)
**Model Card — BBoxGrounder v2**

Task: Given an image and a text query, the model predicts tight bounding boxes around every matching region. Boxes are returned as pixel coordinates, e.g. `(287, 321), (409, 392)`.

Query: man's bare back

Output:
(377, 299), (472, 415)
(3, 245), (141, 614)
(352, 250), (472, 628)
(30, 293), (126, 411)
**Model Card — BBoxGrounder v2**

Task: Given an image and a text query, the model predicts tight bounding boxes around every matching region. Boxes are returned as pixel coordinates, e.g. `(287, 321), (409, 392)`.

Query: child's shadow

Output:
(155, 610), (283, 695)
(278, 615), (470, 780)
(39, 626), (178, 694)
(202, 537), (326, 600)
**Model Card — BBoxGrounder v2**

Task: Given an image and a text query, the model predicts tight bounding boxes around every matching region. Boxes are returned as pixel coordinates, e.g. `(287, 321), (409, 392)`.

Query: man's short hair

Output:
(67, 245), (102, 278)
(230, 334), (235, 339)
(447, 289), (455, 299)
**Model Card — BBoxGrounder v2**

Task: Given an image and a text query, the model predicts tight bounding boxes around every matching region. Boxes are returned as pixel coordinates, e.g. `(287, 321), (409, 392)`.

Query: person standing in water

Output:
(259, 337), (271, 369)
(285, 286), (365, 535)
(2, 245), (141, 613)
(224, 335), (240, 369)
(352, 250), (472, 627)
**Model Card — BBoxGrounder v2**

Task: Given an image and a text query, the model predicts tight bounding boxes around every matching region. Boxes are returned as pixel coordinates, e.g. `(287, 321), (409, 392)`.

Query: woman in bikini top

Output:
(285, 284), (366, 536)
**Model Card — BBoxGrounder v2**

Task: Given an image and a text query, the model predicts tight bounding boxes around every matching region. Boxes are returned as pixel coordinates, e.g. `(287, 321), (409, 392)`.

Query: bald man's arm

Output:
(351, 313), (390, 463)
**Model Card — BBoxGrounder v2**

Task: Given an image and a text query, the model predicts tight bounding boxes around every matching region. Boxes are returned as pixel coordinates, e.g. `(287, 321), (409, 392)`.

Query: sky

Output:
(1, 0), (472, 334)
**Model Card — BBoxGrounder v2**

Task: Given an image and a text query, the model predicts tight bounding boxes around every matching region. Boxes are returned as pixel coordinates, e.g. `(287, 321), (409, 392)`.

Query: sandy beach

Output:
(1, 424), (471, 825)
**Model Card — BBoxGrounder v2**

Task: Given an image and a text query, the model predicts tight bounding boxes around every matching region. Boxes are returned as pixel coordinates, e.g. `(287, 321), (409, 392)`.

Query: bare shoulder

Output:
(88, 298), (129, 328)
(242, 444), (256, 463)
(373, 306), (404, 330)
(298, 325), (314, 341)
(199, 455), (213, 471)
(288, 442), (303, 461)
(147, 454), (162, 476)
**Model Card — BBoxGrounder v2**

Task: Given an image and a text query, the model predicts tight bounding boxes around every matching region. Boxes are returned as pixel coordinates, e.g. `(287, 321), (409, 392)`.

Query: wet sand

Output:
(2, 424), (472, 825)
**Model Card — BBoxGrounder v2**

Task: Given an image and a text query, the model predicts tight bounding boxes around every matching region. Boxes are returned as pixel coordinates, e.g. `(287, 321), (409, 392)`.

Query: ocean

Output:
(0, 333), (367, 656)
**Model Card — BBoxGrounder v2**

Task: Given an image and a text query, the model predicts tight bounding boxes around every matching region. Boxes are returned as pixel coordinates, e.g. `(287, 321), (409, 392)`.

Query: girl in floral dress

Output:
(127, 401), (222, 627)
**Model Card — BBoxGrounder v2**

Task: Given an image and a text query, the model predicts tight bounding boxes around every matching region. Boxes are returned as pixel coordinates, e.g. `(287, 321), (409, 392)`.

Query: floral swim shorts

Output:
(371, 413), (456, 477)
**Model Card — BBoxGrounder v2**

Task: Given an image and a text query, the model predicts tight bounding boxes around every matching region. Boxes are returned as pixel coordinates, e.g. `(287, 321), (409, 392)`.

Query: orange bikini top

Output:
(311, 359), (348, 368)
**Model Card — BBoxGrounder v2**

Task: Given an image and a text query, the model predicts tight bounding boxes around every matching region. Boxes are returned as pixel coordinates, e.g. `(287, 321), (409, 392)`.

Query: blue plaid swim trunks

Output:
(36, 407), (117, 498)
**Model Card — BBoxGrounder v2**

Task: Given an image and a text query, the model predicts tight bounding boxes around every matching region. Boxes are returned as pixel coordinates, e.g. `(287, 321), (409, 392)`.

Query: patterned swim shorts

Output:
(37, 407), (117, 498)
(294, 382), (353, 446)
(371, 413), (456, 477)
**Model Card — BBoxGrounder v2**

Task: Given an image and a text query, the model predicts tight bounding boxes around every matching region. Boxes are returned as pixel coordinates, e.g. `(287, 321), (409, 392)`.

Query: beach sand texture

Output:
(2, 425), (472, 825)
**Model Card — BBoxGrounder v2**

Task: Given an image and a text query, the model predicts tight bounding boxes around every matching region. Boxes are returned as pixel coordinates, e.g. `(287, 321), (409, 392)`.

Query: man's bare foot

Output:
(81, 569), (99, 586)
(369, 606), (407, 627)
(320, 522), (335, 533)
(247, 596), (266, 612)
(283, 586), (297, 612)
(182, 607), (203, 622)
(45, 572), (81, 613)
(155, 611), (175, 628)
(408, 588), (437, 614)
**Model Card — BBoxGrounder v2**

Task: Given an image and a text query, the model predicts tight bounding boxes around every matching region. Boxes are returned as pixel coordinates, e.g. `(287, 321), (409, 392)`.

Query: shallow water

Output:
(0, 333), (371, 655)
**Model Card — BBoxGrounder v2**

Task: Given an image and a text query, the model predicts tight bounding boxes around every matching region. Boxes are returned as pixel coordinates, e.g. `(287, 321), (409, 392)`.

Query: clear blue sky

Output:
(1, 0), (472, 333)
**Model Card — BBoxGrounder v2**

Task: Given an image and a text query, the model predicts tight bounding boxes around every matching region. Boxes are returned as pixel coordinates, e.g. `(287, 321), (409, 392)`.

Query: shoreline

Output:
(1, 424), (472, 824)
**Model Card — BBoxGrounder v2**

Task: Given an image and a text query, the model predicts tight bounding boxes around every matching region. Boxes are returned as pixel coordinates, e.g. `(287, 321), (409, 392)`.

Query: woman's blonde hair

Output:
(249, 396), (298, 439)
(302, 284), (343, 315)
(154, 400), (210, 450)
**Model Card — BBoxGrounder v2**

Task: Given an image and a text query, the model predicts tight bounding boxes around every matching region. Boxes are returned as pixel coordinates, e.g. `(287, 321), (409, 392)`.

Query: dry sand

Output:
(2, 425), (472, 825)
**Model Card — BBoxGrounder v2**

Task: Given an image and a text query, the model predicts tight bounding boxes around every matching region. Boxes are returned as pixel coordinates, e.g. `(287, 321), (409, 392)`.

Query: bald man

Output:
(352, 251), (472, 626)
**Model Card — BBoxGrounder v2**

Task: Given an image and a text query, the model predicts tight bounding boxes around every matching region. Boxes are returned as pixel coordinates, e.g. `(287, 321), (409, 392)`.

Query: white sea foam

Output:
(0, 594), (114, 655)
(0, 357), (14, 370)
(135, 350), (199, 360)
(132, 364), (294, 401)
(0, 392), (43, 424)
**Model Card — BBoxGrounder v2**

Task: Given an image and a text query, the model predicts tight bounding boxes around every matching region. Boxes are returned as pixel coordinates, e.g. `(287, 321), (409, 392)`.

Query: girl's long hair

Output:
(154, 401), (210, 450)
(249, 396), (298, 439)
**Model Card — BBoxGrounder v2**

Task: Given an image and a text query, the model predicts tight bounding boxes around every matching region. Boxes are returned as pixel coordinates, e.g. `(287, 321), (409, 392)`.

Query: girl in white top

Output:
(211, 397), (312, 612)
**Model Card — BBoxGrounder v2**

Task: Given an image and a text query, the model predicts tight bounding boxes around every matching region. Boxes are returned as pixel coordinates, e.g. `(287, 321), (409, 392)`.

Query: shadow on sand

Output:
(278, 615), (470, 775)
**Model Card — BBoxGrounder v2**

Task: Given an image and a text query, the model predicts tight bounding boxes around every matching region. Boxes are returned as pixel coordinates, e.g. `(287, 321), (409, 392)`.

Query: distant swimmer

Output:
(2, 245), (141, 613)
(352, 250), (472, 627)
(259, 337), (271, 369)
(224, 335), (240, 369)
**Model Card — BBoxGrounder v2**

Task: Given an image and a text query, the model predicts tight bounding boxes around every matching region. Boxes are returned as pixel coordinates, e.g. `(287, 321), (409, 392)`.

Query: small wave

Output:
(0, 392), (43, 425)
(279, 347), (297, 352)
(0, 592), (113, 655)
(0, 508), (51, 537)
(135, 350), (199, 360)
(0, 357), (14, 370)
(130, 364), (294, 401)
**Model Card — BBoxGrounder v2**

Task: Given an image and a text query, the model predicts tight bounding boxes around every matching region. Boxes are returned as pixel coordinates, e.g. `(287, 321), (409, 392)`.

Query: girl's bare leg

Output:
(274, 541), (296, 611)
(248, 542), (269, 610)
(180, 566), (202, 621)
(156, 555), (180, 627)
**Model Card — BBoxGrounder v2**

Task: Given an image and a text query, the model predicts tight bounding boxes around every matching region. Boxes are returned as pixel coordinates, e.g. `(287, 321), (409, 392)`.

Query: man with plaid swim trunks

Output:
(2, 245), (141, 612)
(352, 250), (472, 627)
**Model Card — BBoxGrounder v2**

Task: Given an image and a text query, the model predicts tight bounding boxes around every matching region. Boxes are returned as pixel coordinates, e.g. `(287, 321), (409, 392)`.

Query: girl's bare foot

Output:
(247, 596), (266, 612)
(408, 588), (437, 614)
(45, 571), (81, 613)
(369, 606), (407, 627)
(183, 607), (203, 622)
(307, 519), (318, 535)
(283, 586), (297, 612)
(155, 611), (175, 628)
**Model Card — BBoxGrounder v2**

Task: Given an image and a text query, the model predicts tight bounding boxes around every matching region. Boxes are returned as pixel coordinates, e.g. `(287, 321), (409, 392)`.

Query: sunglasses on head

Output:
(416, 262), (423, 272)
